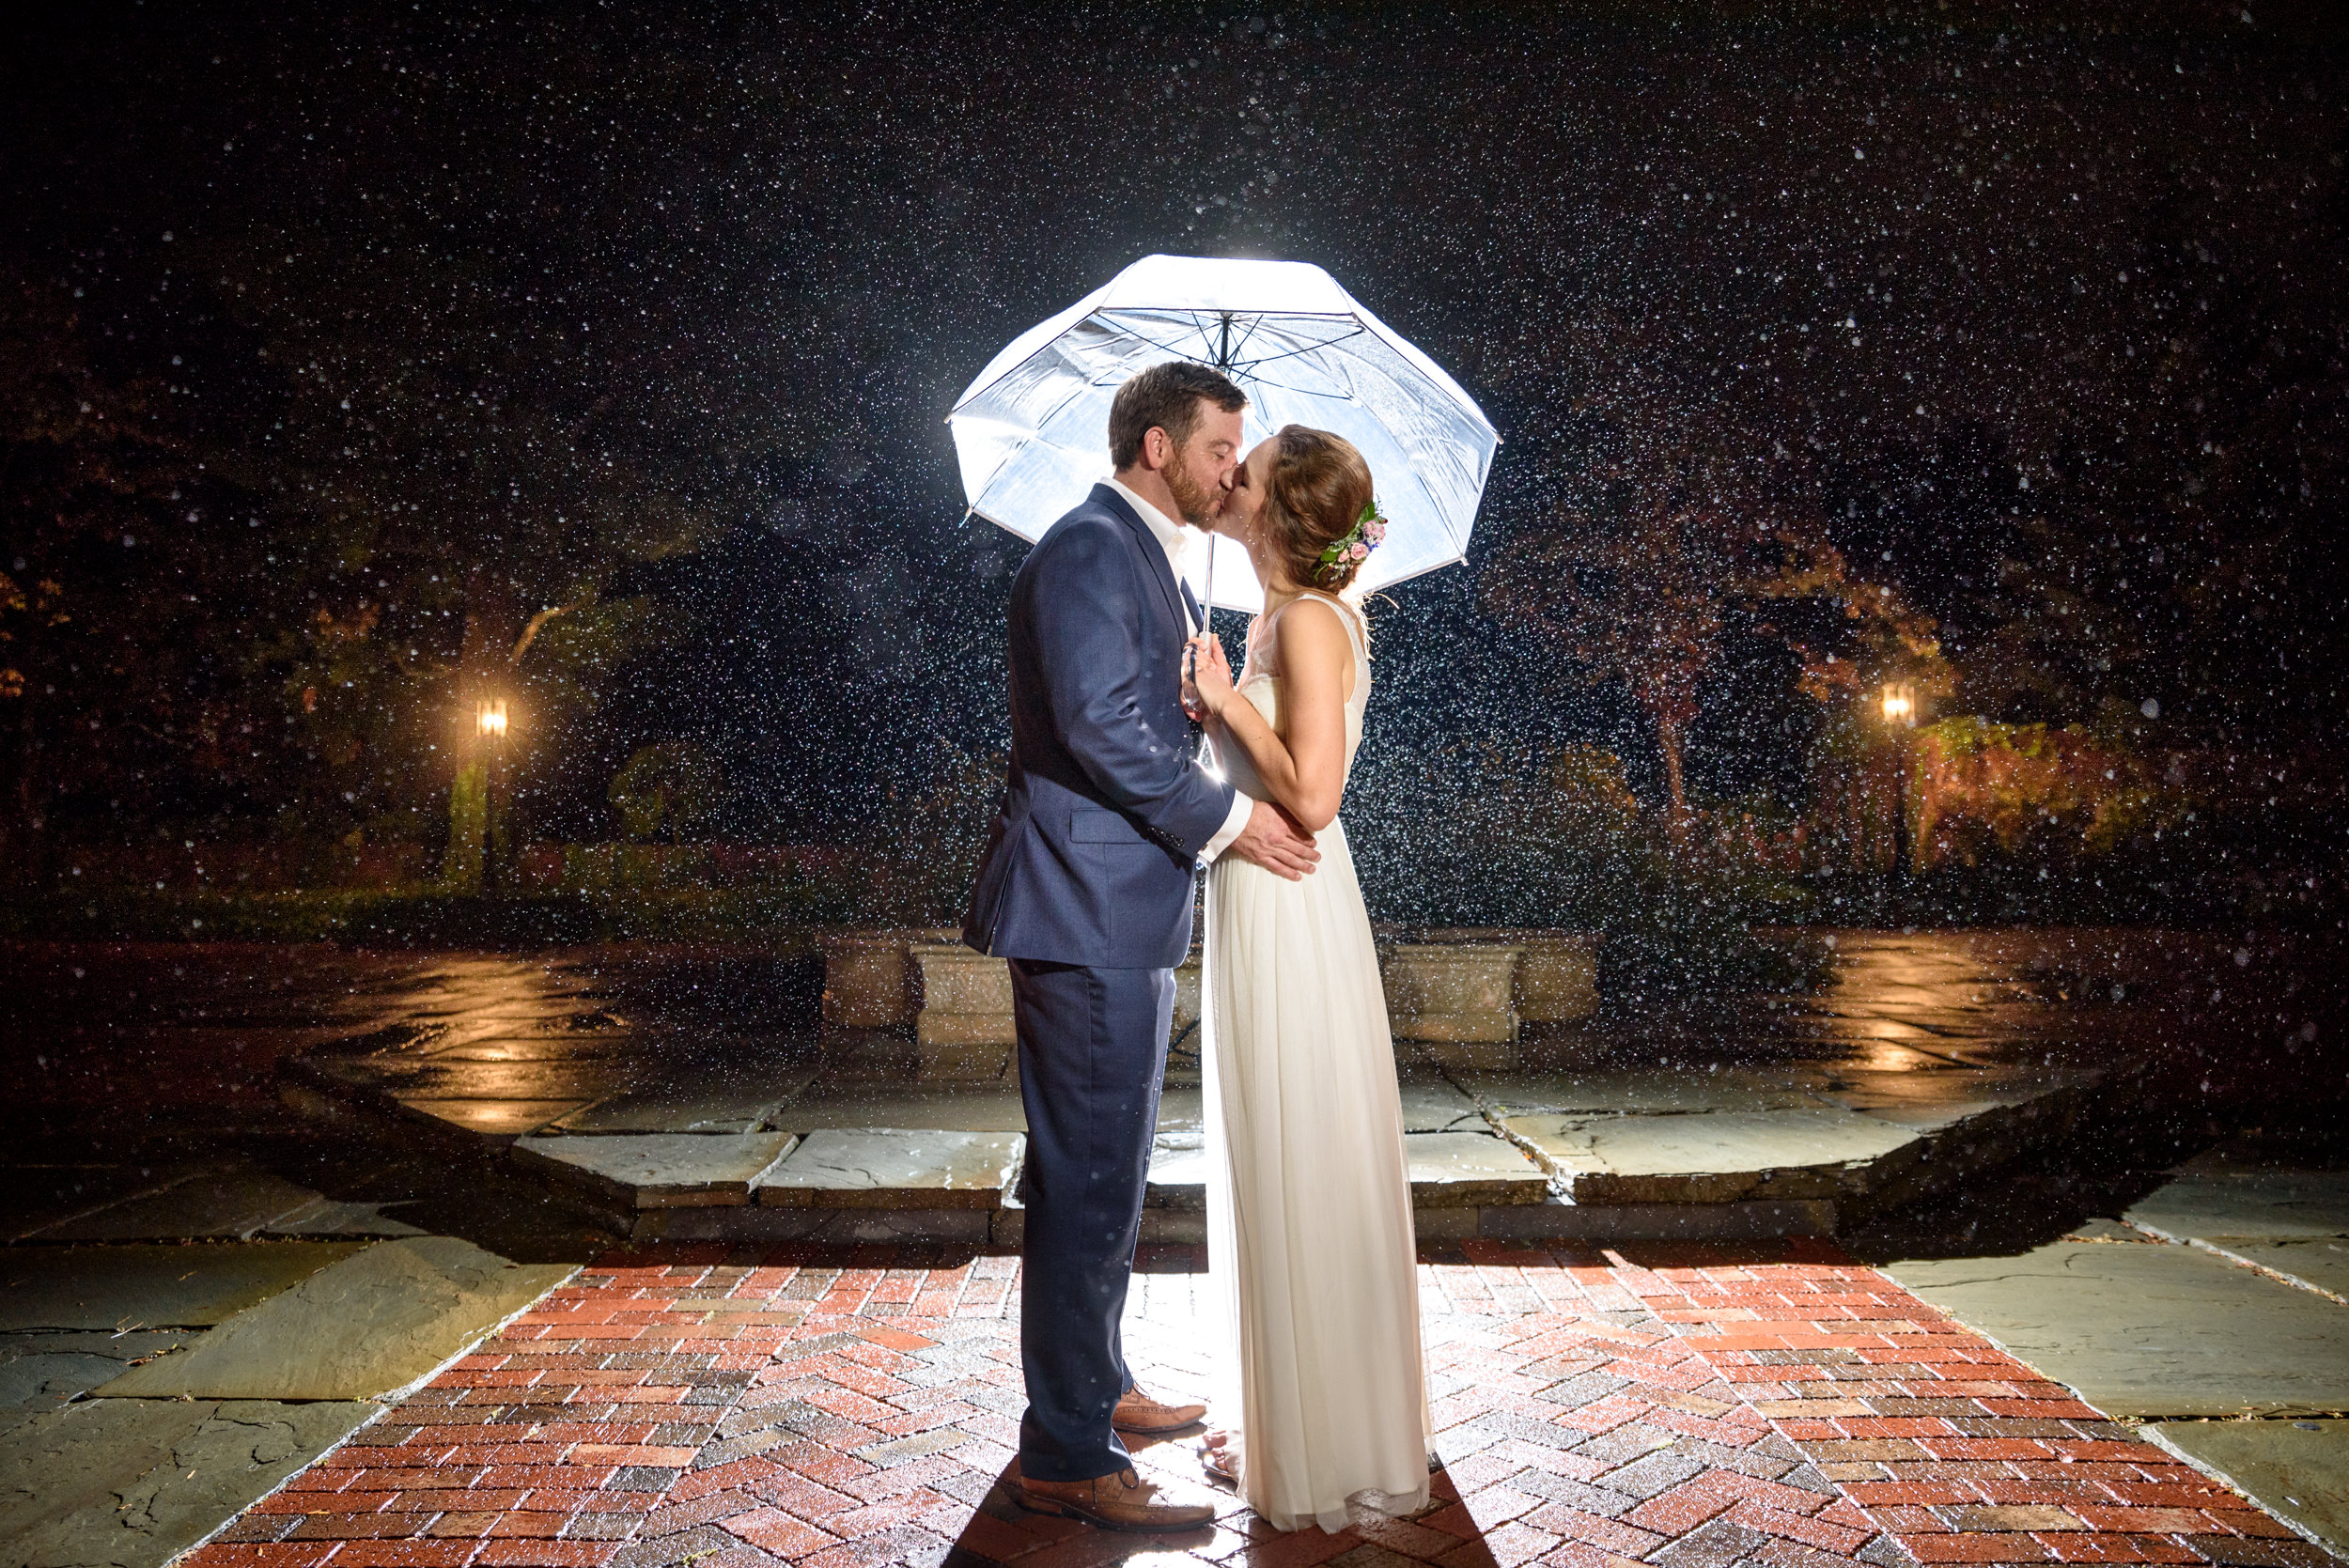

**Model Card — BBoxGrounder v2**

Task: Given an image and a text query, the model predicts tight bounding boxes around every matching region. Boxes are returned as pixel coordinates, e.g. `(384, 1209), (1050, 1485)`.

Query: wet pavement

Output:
(114, 1242), (2349, 1568)
(1, 929), (2344, 1566)
(24, 927), (2310, 1245)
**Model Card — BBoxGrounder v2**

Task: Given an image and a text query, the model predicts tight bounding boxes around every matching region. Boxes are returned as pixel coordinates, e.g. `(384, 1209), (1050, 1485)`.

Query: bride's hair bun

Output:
(1262, 426), (1377, 595)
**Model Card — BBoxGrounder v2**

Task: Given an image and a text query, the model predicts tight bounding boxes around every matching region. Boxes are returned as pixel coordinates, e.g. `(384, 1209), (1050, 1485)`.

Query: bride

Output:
(1180, 425), (1431, 1532)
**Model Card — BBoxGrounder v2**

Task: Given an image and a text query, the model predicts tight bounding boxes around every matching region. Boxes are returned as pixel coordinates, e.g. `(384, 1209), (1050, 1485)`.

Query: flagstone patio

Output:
(275, 932), (2190, 1244)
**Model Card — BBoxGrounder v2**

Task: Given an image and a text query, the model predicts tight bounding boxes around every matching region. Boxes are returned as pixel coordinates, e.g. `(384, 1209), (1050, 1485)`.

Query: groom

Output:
(963, 361), (1321, 1529)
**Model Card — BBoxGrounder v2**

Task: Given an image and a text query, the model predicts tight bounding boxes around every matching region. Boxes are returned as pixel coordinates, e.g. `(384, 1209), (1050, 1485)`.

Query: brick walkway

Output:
(183, 1242), (2336, 1568)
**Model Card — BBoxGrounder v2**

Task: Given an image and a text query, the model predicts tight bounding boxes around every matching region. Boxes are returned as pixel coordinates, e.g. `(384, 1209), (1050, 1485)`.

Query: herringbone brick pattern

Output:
(180, 1241), (2336, 1568)
(1617, 1249), (2332, 1568)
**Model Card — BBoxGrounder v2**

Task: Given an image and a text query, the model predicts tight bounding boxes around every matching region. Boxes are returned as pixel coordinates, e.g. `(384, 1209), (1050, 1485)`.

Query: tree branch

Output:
(508, 602), (577, 665)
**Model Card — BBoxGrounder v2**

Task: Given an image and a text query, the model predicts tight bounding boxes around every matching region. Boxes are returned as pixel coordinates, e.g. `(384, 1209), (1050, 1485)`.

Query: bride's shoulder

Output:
(1268, 592), (1360, 661)
(1270, 589), (1357, 622)
(1278, 591), (1367, 646)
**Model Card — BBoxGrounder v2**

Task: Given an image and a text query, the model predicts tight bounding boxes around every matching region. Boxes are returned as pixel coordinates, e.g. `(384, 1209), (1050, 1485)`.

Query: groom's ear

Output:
(1137, 425), (1173, 473)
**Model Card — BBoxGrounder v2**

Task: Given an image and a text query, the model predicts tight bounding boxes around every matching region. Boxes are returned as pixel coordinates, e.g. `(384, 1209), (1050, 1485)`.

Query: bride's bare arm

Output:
(1186, 603), (1353, 833)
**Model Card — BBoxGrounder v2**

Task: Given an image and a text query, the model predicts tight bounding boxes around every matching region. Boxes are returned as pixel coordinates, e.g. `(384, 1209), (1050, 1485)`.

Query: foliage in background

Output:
(1808, 711), (2195, 877)
(608, 741), (732, 844)
(1482, 382), (1946, 840)
(862, 742), (1009, 925)
(0, 880), (840, 948)
(205, 46), (791, 859)
(1913, 717), (2195, 867)
(0, 275), (303, 880)
(1802, 710), (1912, 877)
(3, 5), (2343, 929)
(1485, 492), (1735, 831)
(1349, 740), (1815, 992)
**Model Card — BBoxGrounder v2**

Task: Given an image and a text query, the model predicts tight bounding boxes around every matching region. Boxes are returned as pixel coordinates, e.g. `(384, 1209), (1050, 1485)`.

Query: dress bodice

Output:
(1218, 593), (1370, 810)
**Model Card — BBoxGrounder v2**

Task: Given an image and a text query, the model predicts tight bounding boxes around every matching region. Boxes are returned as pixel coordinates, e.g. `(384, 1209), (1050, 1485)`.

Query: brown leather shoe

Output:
(1112, 1384), (1208, 1435)
(1014, 1465), (1217, 1532)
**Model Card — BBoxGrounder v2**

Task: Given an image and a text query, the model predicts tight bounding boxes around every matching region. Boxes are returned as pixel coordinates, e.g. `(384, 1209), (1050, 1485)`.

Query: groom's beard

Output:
(1162, 448), (1219, 528)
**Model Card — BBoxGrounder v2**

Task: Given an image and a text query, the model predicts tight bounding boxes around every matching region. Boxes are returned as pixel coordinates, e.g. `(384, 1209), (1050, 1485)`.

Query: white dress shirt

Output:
(1106, 476), (1253, 865)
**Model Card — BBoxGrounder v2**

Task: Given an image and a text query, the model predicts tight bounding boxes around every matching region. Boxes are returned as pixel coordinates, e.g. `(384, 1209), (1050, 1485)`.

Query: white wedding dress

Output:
(1204, 591), (1431, 1533)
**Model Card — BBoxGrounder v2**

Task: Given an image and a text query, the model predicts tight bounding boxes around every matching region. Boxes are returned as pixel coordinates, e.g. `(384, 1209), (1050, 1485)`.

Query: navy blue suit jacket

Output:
(962, 485), (1238, 969)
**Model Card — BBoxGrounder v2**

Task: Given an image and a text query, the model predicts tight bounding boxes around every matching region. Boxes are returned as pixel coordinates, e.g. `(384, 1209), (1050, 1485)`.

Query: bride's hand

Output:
(1184, 634), (1235, 721)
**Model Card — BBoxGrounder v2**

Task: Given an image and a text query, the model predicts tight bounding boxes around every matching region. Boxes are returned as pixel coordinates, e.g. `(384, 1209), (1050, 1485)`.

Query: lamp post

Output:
(1879, 682), (1916, 880)
(476, 699), (508, 898)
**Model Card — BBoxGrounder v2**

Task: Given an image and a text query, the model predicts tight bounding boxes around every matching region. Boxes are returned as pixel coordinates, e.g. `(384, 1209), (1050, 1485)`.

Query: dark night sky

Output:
(5, 1), (2342, 857)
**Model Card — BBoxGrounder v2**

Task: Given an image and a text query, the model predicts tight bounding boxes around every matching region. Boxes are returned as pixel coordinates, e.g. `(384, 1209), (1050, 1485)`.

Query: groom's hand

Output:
(1226, 799), (1320, 881)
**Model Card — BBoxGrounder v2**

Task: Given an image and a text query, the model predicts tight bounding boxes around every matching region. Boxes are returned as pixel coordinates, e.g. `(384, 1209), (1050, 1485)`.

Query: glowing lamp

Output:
(476, 700), (508, 739)
(1878, 683), (1915, 727)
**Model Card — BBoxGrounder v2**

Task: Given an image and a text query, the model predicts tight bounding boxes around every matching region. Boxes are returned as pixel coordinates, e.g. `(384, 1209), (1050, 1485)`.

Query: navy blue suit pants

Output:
(1007, 956), (1172, 1483)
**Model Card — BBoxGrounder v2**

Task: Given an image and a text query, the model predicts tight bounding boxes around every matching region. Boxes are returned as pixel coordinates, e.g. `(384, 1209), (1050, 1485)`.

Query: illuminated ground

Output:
(1, 931), (2343, 1564)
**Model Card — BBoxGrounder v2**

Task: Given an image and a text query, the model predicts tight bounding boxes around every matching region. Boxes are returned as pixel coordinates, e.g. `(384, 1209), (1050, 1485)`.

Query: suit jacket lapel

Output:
(1091, 484), (1189, 637)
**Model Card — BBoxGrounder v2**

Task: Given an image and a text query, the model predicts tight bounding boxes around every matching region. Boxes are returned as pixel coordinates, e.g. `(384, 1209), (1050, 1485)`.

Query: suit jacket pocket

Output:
(1069, 807), (1150, 846)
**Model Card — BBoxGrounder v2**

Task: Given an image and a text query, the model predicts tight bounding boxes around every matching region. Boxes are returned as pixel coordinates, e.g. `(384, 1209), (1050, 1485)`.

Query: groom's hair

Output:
(1109, 362), (1248, 470)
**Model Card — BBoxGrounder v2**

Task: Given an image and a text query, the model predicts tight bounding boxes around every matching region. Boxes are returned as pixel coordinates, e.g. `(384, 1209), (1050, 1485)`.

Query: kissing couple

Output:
(963, 360), (1430, 1533)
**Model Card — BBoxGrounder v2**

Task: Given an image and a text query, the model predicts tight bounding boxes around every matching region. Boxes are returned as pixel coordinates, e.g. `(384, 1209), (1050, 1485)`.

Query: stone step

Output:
(511, 1131), (800, 1207)
(0, 1242), (366, 1331)
(754, 1128), (1022, 1210)
(282, 1037), (2106, 1246)
(91, 1237), (574, 1403)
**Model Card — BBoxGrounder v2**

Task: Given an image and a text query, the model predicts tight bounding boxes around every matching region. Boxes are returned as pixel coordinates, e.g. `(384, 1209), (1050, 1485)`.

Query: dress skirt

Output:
(1204, 814), (1431, 1532)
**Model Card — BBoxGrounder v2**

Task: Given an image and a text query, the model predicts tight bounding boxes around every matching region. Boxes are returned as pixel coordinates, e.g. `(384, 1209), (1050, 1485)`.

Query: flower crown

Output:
(1314, 500), (1389, 585)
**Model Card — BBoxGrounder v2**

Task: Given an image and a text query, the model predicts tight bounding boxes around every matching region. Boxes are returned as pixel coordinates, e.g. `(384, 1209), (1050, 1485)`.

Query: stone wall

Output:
(819, 926), (1598, 1079)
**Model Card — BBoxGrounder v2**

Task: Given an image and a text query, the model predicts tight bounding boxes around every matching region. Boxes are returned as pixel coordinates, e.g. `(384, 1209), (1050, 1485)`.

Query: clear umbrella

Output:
(947, 254), (1500, 616)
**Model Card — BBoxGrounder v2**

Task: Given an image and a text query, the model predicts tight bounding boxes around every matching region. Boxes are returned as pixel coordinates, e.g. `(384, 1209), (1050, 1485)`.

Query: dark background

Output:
(4, 0), (2342, 920)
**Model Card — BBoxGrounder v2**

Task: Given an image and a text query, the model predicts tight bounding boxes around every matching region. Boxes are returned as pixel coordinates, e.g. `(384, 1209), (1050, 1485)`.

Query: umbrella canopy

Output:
(947, 254), (1499, 613)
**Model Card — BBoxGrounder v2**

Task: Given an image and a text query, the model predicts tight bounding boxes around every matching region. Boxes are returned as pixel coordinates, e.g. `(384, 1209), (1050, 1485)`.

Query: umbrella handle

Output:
(1201, 540), (1213, 644)
(1194, 545), (1218, 766)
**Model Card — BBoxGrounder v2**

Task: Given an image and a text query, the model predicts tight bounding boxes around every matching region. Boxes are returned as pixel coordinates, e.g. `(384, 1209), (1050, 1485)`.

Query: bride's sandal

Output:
(1194, 1431), (1240, 1486)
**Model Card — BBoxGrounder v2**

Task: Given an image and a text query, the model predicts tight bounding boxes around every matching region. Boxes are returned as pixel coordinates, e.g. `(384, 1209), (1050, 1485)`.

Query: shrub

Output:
(608, 742), (731, 843)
